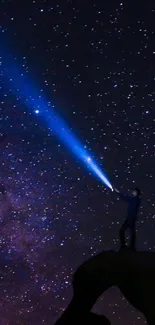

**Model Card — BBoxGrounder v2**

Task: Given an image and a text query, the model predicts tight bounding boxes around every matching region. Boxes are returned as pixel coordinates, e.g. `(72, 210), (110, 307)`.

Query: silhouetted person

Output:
(114, 187), (141, 250)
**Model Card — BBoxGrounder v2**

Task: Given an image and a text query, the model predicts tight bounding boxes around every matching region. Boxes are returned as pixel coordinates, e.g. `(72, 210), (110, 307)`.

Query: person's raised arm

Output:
(113, 188), (131, 202)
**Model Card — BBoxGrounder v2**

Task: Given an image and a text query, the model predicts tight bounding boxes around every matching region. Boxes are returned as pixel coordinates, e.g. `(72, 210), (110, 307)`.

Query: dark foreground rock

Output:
(54, 249), (155, 325)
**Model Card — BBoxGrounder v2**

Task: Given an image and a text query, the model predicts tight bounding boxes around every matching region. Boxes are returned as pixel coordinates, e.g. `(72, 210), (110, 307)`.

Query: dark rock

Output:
(54, 249), (155, 325)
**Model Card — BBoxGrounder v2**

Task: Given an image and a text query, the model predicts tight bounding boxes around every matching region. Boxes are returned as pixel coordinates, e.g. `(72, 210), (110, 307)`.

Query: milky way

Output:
(0, 1), (155, 324)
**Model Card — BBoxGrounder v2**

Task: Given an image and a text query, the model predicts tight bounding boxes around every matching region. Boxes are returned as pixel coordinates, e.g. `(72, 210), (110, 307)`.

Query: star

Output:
(35, 109), (40, 114)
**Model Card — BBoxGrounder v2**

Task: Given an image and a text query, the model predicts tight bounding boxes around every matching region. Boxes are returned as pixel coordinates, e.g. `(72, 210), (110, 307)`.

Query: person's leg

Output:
(129, 223), (136, 250)
(119, 220), (128, 248)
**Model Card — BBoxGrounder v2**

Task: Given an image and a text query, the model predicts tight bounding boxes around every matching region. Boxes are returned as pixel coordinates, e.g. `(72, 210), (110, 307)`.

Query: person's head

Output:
(0, 184), (6, 195)
(132, 187), (141, 197)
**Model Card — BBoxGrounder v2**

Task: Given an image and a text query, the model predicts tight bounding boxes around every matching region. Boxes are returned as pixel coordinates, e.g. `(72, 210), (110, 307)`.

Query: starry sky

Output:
(0, 1), (155, 324)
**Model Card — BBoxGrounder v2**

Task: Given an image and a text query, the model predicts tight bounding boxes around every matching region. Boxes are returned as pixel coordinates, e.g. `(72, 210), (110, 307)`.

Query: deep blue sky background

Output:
(0, 1), (155, 324)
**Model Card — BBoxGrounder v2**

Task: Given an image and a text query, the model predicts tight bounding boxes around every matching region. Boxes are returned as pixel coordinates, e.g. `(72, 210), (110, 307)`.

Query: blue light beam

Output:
(1, 45), (113, 190)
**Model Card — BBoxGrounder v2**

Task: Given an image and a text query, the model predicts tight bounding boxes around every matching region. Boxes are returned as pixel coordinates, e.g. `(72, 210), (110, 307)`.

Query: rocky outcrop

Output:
(54, 249), (155, 325)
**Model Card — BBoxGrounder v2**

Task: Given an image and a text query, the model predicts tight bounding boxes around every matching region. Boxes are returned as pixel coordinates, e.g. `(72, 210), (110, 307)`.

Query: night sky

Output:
(0, 1), (155, 324)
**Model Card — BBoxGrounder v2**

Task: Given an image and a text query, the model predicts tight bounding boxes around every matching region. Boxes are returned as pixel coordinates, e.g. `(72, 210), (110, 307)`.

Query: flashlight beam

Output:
(1, 41), (113, 190)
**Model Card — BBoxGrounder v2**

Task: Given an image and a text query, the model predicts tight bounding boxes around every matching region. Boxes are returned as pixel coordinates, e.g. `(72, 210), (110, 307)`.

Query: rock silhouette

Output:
(54, 249), (155, 325)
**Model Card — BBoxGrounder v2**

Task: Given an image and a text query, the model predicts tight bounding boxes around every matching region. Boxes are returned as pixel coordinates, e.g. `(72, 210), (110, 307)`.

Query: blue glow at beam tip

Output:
(1, 42), (113, 190)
